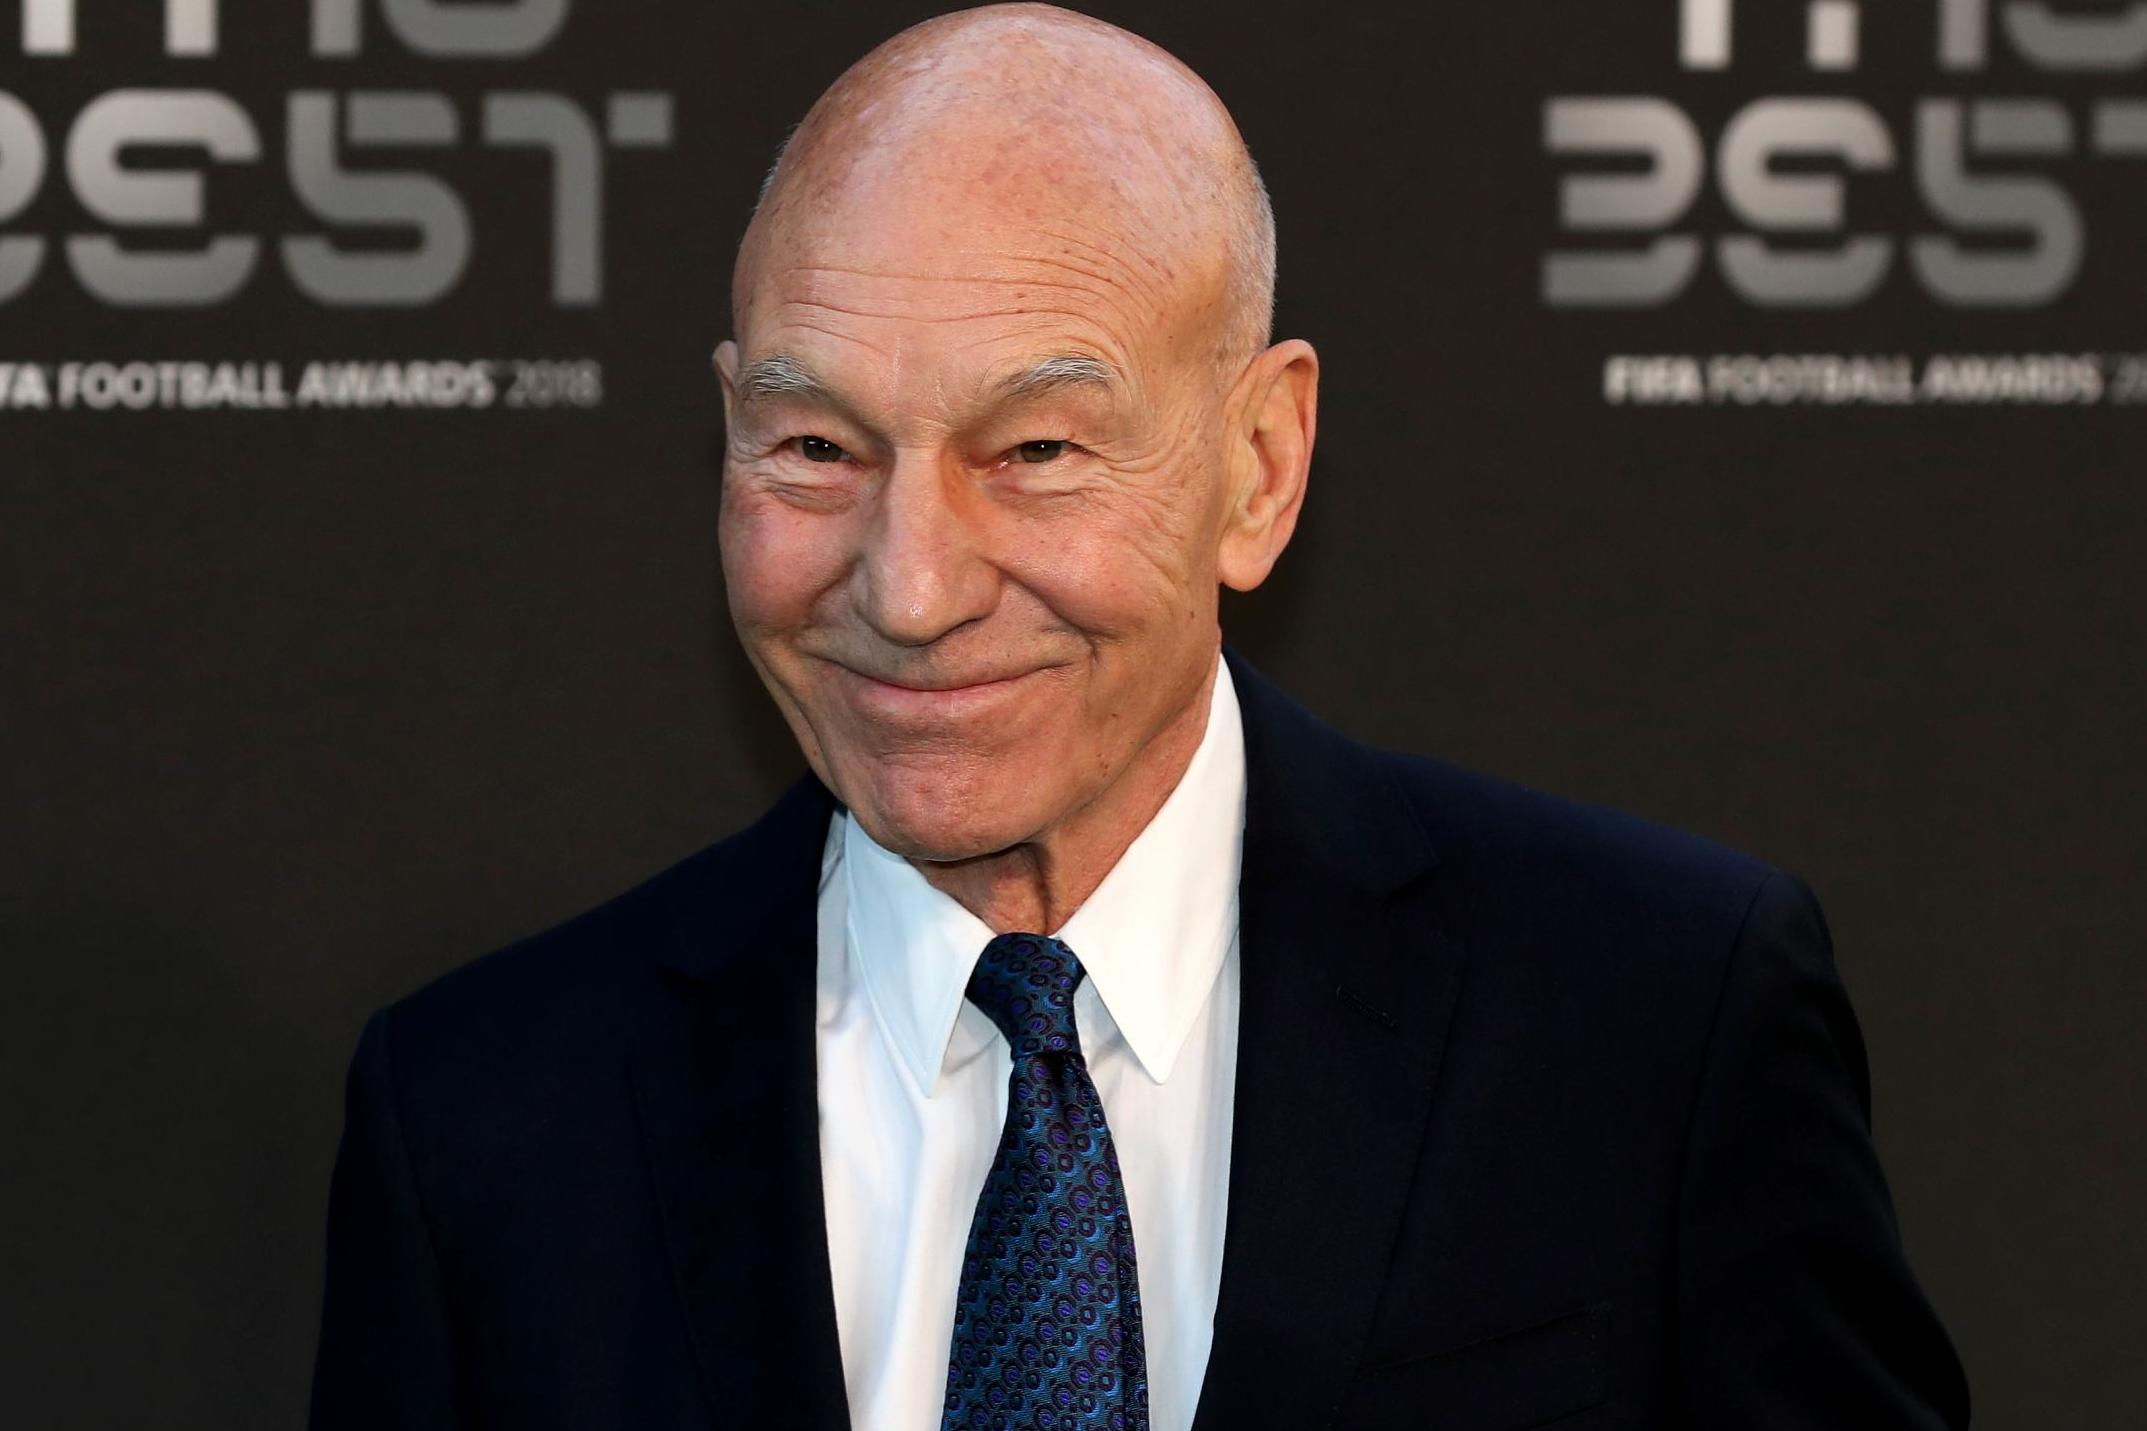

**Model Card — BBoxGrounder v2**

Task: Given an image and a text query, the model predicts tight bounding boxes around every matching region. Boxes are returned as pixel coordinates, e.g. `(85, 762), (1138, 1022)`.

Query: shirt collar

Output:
(842, 648), (1246, 1093)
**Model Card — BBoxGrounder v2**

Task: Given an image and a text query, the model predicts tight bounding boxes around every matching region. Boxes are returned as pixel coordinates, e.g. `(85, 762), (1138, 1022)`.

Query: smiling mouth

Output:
(831, 661), (1049, 716)
(858, 670), (1028, 692)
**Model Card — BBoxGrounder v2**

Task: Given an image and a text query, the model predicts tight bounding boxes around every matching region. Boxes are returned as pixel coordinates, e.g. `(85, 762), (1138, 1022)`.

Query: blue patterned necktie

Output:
(940, 932), (1150, 1431)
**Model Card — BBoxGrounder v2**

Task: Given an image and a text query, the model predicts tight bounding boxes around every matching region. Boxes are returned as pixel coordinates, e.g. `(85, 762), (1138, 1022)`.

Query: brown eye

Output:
(1016, 440), (1067, 464)
(797, 435), (848, 463)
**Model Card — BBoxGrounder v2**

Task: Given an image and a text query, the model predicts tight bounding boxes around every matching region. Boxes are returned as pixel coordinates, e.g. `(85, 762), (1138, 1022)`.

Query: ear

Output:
(1217, 338), (1318, 592)
(711, 339), (740, 428)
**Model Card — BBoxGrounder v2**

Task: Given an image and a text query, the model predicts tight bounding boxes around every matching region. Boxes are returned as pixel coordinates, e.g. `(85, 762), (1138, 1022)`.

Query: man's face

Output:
(715, 174), (1242, 863)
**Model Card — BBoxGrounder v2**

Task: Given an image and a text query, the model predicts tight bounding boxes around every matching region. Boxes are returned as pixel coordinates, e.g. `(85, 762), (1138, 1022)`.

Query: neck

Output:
(912, 653), (1220, 935)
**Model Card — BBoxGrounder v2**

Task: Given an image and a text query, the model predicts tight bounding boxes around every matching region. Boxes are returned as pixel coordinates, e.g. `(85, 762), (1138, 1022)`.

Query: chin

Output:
(839, 754), (1055, 864)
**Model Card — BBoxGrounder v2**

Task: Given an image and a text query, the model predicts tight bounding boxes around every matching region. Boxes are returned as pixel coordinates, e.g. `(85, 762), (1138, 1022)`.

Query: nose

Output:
(852, 449), (1000, 648)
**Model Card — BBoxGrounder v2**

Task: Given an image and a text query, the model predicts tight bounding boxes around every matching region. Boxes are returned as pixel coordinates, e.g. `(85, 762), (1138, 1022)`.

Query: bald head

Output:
(734, 2), (1276, 377)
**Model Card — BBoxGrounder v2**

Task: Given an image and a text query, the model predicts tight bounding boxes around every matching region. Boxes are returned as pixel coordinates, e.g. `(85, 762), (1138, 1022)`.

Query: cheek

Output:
(1005, 483), (1213, 636)
(720, 493), (850, 633)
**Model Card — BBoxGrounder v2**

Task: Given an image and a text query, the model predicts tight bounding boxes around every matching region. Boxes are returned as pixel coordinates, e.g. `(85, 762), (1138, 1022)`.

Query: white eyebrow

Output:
(734, 352), (830, 405)
(991, 354), (1121, 401)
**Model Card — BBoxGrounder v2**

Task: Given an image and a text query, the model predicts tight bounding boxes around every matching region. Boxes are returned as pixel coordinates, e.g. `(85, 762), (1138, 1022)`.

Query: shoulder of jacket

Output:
(370, 776), (829, 1066)
(1372, 741), (1784, 941)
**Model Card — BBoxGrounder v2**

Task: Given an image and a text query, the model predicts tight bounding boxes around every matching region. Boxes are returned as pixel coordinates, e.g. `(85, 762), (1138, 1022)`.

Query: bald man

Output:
(309, 6), (1969, 1430)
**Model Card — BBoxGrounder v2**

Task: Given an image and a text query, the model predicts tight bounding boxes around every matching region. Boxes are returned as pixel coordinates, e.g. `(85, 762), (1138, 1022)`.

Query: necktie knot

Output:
(965, 932), (1086, 1058)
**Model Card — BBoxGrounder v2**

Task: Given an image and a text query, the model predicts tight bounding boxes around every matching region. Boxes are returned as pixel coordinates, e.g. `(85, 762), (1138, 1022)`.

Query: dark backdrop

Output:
(5, 2), (2140, 1426)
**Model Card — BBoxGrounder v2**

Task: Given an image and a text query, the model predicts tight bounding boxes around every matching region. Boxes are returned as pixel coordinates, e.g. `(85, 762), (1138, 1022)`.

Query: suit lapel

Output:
(630, 773), (852, 1429)
(1190, 647), (1466, 1430)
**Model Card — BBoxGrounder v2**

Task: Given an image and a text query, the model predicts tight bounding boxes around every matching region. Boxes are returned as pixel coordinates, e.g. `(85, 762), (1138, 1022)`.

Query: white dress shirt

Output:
(814, 648), (1246, 1431)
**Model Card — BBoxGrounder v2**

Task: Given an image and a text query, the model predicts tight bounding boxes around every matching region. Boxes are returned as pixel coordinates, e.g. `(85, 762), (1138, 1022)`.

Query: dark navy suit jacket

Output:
(310, 645), (1970, 1429)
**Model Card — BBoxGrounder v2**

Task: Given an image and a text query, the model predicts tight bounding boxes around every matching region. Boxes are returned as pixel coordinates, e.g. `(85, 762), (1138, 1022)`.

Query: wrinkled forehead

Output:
(737, 159), (1219, 396)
